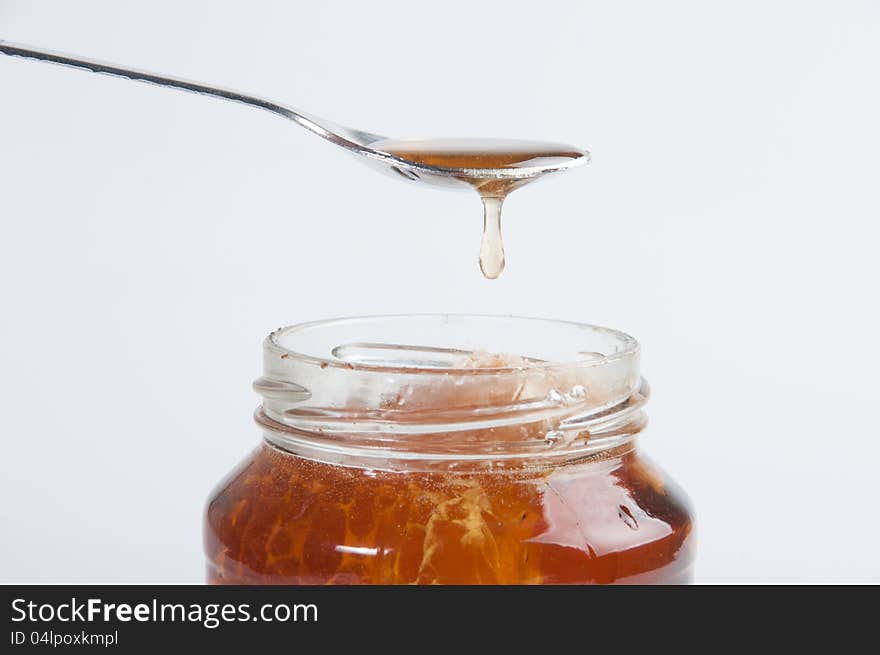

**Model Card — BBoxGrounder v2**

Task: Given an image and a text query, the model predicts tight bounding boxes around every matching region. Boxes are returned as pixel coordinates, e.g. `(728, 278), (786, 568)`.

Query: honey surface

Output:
(370, 137), (582, 170)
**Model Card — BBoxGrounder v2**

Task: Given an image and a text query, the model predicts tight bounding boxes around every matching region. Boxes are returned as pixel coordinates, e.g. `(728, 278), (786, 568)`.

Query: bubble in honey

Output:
(544, 430), (564, 445)
(568, 385), (587, 401)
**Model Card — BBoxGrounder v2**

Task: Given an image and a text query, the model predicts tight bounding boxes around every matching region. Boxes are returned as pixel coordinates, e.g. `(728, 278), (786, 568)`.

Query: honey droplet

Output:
(479, 196), (505, 279)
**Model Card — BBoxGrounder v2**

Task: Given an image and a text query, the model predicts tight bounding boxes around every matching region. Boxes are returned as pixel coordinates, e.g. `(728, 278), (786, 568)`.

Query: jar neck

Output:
(256, 379), (649, 471)
(255, 316), (647, 471)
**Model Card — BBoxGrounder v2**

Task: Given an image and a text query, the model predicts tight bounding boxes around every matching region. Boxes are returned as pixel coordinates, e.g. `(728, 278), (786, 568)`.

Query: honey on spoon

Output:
(0, 41), (589, 277)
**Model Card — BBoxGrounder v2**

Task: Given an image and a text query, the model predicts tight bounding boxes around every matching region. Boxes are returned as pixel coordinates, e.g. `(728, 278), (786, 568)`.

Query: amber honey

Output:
(205, 441), (693, 584)
(370, 137), (582, 172)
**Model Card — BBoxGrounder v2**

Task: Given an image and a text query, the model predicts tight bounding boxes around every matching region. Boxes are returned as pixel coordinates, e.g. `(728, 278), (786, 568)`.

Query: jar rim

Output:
(258, 314), (646, 467)
(266, 314), (639, 376)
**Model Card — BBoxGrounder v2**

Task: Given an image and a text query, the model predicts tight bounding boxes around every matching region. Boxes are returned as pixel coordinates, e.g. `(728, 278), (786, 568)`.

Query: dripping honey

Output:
(371, 138), (582, 279)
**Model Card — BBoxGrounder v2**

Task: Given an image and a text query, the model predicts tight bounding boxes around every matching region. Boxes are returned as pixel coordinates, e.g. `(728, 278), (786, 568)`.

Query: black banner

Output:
(1, 585), (875, 651)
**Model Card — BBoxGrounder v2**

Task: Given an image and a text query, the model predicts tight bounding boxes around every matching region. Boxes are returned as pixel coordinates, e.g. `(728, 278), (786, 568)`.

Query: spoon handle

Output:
(0, 40), (379, 149)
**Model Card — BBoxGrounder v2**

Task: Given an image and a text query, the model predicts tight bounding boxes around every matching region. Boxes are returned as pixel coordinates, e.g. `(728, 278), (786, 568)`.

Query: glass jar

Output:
(204, 315), (695, 584)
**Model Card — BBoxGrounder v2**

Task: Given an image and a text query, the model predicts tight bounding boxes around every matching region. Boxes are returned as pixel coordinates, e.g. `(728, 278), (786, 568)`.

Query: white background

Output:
(1, 1), (878, 583)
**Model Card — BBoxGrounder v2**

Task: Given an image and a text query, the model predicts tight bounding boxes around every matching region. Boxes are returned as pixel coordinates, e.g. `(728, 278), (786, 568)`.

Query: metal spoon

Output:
(0, 40), (589, 189)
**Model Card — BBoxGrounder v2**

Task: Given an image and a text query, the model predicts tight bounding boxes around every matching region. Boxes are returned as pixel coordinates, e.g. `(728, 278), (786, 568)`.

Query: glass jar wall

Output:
(204, 315), (695, 584)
